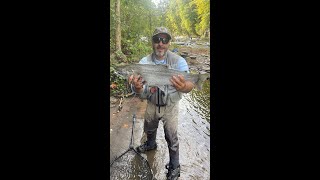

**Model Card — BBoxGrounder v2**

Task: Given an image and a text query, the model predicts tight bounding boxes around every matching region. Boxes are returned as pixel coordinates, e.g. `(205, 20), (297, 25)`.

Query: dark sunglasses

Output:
(152, 36), (170, 44)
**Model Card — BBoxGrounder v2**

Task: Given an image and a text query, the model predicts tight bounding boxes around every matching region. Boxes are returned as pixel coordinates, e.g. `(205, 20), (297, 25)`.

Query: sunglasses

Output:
(152, 36), (170, 44)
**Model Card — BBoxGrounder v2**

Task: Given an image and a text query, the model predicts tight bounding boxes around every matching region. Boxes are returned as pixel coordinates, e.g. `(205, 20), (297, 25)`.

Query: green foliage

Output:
(164, 0), (210, 37)
(110, 0), (210, 52)
(109, 41), (152, 96)
(193, 0), (210, 36)
(170, 43), (180, 50)
(165, 0), (183, 35)
(178, 0), (199, 36)
(121, 39), (152, 63)
(110, 63), (131, 96)
(109, 0), (210, 96)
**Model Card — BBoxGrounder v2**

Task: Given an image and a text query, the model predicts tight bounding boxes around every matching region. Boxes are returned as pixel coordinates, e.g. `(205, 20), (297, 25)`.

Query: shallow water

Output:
(110, 80), (211, 179)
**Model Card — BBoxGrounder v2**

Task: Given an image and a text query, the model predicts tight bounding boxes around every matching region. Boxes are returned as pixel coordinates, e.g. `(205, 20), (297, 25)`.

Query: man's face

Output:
(152, 33), (170, 59)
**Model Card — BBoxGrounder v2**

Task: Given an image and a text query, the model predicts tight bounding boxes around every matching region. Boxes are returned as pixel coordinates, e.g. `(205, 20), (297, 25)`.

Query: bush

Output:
(121, 39), (152, 62)
(110, 63), (131, 97)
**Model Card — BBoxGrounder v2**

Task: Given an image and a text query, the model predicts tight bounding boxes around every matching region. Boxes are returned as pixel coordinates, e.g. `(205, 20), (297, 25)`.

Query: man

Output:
(130, 27), (194, 180)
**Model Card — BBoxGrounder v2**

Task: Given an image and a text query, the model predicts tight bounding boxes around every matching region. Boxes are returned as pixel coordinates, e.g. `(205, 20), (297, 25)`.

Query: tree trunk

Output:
(113, 0), (126, 62)
(115, 0), (121, 52)
(149, 11), (152, 38)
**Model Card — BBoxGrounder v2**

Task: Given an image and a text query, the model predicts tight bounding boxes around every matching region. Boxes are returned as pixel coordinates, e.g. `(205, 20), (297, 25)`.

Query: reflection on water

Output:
(175, 79), (210, 179)
(185, 80), (210, 123)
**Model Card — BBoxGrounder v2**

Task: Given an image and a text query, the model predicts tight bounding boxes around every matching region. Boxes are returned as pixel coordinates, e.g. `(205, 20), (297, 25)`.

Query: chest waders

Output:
(144, 51), (183, 109)
(153, 55), (169, 114)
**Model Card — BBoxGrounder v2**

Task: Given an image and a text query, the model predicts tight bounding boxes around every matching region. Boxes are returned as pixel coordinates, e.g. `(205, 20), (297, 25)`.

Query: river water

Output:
(110, 80), (211, 179)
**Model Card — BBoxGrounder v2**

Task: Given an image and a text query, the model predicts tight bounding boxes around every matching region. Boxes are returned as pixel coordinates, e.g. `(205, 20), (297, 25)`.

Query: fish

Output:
(116, 63), (209, 91)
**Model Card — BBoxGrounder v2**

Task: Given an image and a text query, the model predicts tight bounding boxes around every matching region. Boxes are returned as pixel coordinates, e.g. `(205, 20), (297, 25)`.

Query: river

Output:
(110, 80), (211, 179)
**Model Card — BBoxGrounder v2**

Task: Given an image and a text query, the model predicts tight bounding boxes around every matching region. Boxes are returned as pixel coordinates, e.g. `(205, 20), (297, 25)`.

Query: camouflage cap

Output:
(152, 27), (172, 40)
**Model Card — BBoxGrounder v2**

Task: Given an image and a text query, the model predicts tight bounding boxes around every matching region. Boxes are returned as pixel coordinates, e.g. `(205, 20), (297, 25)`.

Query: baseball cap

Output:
(152, 27), (172, 40)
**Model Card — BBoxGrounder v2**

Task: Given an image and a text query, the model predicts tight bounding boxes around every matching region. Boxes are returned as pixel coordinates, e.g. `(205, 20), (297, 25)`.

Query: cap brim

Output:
(153, 33), (171, 40)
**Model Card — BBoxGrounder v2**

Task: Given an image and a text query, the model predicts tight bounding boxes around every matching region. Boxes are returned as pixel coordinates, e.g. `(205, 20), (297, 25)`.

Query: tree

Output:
(109, 0), (210, 62)
(143, 0), (205, 39)
(114, 0), (127, 62)
(193, 0), (210, 37)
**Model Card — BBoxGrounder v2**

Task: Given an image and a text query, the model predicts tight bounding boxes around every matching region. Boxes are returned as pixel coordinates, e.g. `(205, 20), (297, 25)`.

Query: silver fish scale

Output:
(118, 64), (209, 90)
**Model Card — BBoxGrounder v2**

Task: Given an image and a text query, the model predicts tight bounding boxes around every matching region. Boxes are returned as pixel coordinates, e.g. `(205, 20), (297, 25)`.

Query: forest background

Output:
(110, 0), (210, 96)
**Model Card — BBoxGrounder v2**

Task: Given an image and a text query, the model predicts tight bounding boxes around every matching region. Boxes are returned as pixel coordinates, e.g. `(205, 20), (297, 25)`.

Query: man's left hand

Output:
(170, 75), (186, 92)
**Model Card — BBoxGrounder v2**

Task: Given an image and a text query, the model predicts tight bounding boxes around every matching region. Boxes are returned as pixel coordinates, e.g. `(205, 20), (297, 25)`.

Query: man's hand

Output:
(129, 74), (144, 93)
(170, 75), (194, 93)
(170, 75), (186, 91)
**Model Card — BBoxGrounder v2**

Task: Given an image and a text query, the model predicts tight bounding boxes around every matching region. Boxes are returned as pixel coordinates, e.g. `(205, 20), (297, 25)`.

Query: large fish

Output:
(116, 63), (209, 91)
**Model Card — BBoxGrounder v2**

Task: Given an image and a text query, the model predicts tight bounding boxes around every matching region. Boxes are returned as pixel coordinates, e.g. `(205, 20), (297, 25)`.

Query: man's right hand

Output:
(129, 74), (144, 93)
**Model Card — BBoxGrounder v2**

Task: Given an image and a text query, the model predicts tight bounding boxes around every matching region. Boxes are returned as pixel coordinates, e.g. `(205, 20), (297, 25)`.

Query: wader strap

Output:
(157, 87), (160, 113)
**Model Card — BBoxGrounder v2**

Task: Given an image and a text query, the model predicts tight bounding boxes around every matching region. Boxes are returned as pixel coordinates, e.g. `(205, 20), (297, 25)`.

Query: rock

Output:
(181, 54), (188, 58)
(202, 66), (210, 72)
(172, 42), (185, 45)
(110, 96), (119, 104)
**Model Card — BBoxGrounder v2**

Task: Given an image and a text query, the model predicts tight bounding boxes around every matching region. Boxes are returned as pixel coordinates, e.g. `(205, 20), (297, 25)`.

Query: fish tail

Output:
(195, 74), (209, 90)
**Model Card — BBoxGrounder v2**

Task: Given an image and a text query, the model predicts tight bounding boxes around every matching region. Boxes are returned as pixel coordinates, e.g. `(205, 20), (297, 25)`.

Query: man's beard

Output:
(153, 47), (167, 58)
